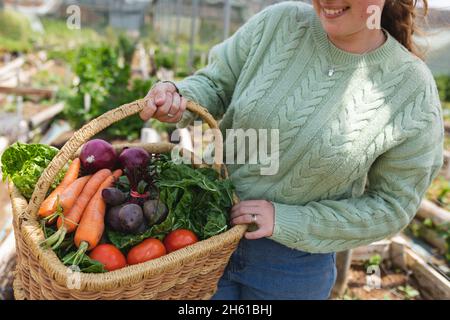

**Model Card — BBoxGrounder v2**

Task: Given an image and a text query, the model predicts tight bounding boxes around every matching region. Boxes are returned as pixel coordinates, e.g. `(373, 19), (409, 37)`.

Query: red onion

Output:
(80, 139), (117, 173)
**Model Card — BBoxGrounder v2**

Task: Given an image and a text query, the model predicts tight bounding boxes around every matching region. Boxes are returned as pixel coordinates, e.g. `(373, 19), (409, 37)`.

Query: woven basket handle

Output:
(26, 99), (223, 220)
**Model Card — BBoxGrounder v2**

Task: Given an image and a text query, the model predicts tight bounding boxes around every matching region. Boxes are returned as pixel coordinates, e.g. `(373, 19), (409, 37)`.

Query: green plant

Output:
(0, 9), (33, 52)
(435, 75), (450, 102)
(155, 47), (175, 69)
(364, 254), (382, 269)
(63, 43), (156, 140)
(397, 285), (420, 300)
(426, 176), (450, 211)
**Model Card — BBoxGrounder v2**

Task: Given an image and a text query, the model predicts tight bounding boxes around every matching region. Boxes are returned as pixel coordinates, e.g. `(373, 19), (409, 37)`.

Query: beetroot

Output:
(118, 147), (151, 204)
(80, 139), (117, 173)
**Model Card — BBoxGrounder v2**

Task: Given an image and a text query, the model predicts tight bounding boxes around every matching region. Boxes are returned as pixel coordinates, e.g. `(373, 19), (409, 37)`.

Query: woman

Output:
(140, 0), (444, 299)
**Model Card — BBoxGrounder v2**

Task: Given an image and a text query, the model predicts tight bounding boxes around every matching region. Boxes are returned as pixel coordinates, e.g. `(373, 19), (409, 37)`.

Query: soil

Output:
(338, 263), (423, 300)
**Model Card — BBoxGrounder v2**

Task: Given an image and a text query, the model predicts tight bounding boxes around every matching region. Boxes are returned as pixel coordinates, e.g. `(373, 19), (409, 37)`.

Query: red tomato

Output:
(127, 238), (166, 265)
(163, 229), (199, 253)
(89, 244), (126, 271)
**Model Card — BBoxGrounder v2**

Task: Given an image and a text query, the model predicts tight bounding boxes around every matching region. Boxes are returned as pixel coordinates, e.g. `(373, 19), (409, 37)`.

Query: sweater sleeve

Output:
(268, 95), (444, 253)
(175, 6), (265, 120)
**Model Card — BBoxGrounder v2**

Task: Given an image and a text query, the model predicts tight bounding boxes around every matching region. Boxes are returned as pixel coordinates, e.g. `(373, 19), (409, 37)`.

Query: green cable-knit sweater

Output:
(175, 2), (444, 253)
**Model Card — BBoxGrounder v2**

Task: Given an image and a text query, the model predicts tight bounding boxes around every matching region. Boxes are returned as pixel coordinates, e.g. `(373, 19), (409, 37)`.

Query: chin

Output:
(320, 22), (350, 38)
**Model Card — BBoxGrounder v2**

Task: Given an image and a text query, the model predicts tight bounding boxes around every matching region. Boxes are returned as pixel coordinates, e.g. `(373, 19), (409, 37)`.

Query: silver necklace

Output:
(326, 34), (386, 77)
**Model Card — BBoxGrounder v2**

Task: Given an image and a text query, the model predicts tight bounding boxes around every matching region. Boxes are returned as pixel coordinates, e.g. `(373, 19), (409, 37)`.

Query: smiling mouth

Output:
(322, 6), (350, 18)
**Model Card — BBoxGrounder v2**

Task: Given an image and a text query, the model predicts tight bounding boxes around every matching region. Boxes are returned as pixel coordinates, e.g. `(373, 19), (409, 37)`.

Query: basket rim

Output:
(10, 142), (246, 292)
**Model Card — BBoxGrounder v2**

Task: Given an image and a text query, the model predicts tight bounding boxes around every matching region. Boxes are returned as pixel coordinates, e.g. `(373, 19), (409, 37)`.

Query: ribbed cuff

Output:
(267, 202), (306, 243)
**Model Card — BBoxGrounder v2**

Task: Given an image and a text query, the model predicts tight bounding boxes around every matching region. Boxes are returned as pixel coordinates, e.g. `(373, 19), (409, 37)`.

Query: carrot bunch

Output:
(40, 157), (122, 256)
(39, 158), (81, 221)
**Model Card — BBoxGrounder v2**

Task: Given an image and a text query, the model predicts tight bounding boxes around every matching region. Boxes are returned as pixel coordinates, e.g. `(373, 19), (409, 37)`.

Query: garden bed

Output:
(341, 263), (422, 300)
(335, 236), (450, 300)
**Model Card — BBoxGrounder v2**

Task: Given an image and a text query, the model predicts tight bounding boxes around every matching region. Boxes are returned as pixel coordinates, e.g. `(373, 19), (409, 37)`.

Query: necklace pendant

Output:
(328, 68), (335, 77)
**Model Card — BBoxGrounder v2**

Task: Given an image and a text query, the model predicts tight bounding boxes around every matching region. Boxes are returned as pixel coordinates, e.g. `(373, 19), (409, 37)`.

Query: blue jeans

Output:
(211, 238), (337, 300)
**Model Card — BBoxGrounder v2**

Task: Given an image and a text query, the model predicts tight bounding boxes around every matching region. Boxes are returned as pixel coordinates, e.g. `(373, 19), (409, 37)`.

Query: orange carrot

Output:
(39, 158), (81, 219)
(74, 169), (123, 254)
(56, 169), (112, 233)
(42, 169), (113, 250)
(56, 175), (91, 213)
(112, 169), (123, 179)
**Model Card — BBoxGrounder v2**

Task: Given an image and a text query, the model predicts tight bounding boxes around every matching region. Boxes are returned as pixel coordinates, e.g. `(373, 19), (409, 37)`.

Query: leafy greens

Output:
(108, 159), (234, 250)
(1, 142), (67, 199)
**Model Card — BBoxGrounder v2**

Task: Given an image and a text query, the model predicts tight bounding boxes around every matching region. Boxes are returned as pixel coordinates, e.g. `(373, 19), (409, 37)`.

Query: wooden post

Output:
(404, 248), (450, 299)
(331, 250), (353, 298)
(174, 0), (182, 74)
(188, 0), (199, 74)
(223, 0), (231, 40)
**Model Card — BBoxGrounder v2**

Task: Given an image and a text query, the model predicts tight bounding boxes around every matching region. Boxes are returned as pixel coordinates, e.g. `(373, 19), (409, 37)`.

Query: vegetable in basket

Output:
(57, 175), (91, 214)
(42, 224), (106, 273)
(42, 168), (112, 249)
(89, 244), (127, 271)
(102, 187), (127, 206)
(126, 238), (166, 265)
(143, 199), (168, 226)
(107, 159), (233, 250)
(118, 147), (154, 205)
(68, 169), (122, 265)
(164, 229), (198, 253)
(79, 139), (117, 173)
(1, 142), (67, 199)
(39, 158), (81, 221)
(118, 203), (145, 234)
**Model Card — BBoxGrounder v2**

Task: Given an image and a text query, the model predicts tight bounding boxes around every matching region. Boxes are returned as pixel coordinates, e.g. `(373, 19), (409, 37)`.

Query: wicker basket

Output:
(9, 98), (246, 300)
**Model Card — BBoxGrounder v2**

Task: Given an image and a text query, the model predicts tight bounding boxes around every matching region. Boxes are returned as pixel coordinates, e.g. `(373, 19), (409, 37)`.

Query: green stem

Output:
(72, 241), (89, 266)
(40, 227), (67, 249)
(51, 227), (67, 250)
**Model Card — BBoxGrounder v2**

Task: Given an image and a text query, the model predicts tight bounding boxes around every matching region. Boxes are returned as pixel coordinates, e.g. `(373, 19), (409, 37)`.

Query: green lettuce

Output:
(1, 142), (66, 199)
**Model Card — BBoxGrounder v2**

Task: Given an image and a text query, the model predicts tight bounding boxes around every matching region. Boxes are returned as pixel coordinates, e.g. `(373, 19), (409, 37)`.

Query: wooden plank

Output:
(409, 218), (447, 255)
(390, 235), (408, 271)
(0, 57), (25, 81)
(417, 199), (450, 226)
(0, 86), (54, 99)
(404, 248), (450, 300)
(351, 240), (391, 261)
(331, 249), (353, 298)
(28, 102), (64, 129)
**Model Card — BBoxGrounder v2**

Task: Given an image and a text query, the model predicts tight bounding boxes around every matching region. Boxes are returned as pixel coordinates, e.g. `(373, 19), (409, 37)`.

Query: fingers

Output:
(230, 200), (275, 240)
(230, 205), (260, 219)
(231, 213), (256, 226)
(159, 92), (180, 123)
(141, 82), (174, 121)
(154, 82), (177, 106)
(234, 200), (266, 208)
(139, 97), (157, 121)
(154, 92), (174, 119)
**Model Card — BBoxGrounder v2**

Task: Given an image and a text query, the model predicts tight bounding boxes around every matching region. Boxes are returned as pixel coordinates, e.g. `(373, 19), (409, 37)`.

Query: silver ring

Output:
(167, 113), (174, 118)
(251, 214), (257, 223)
